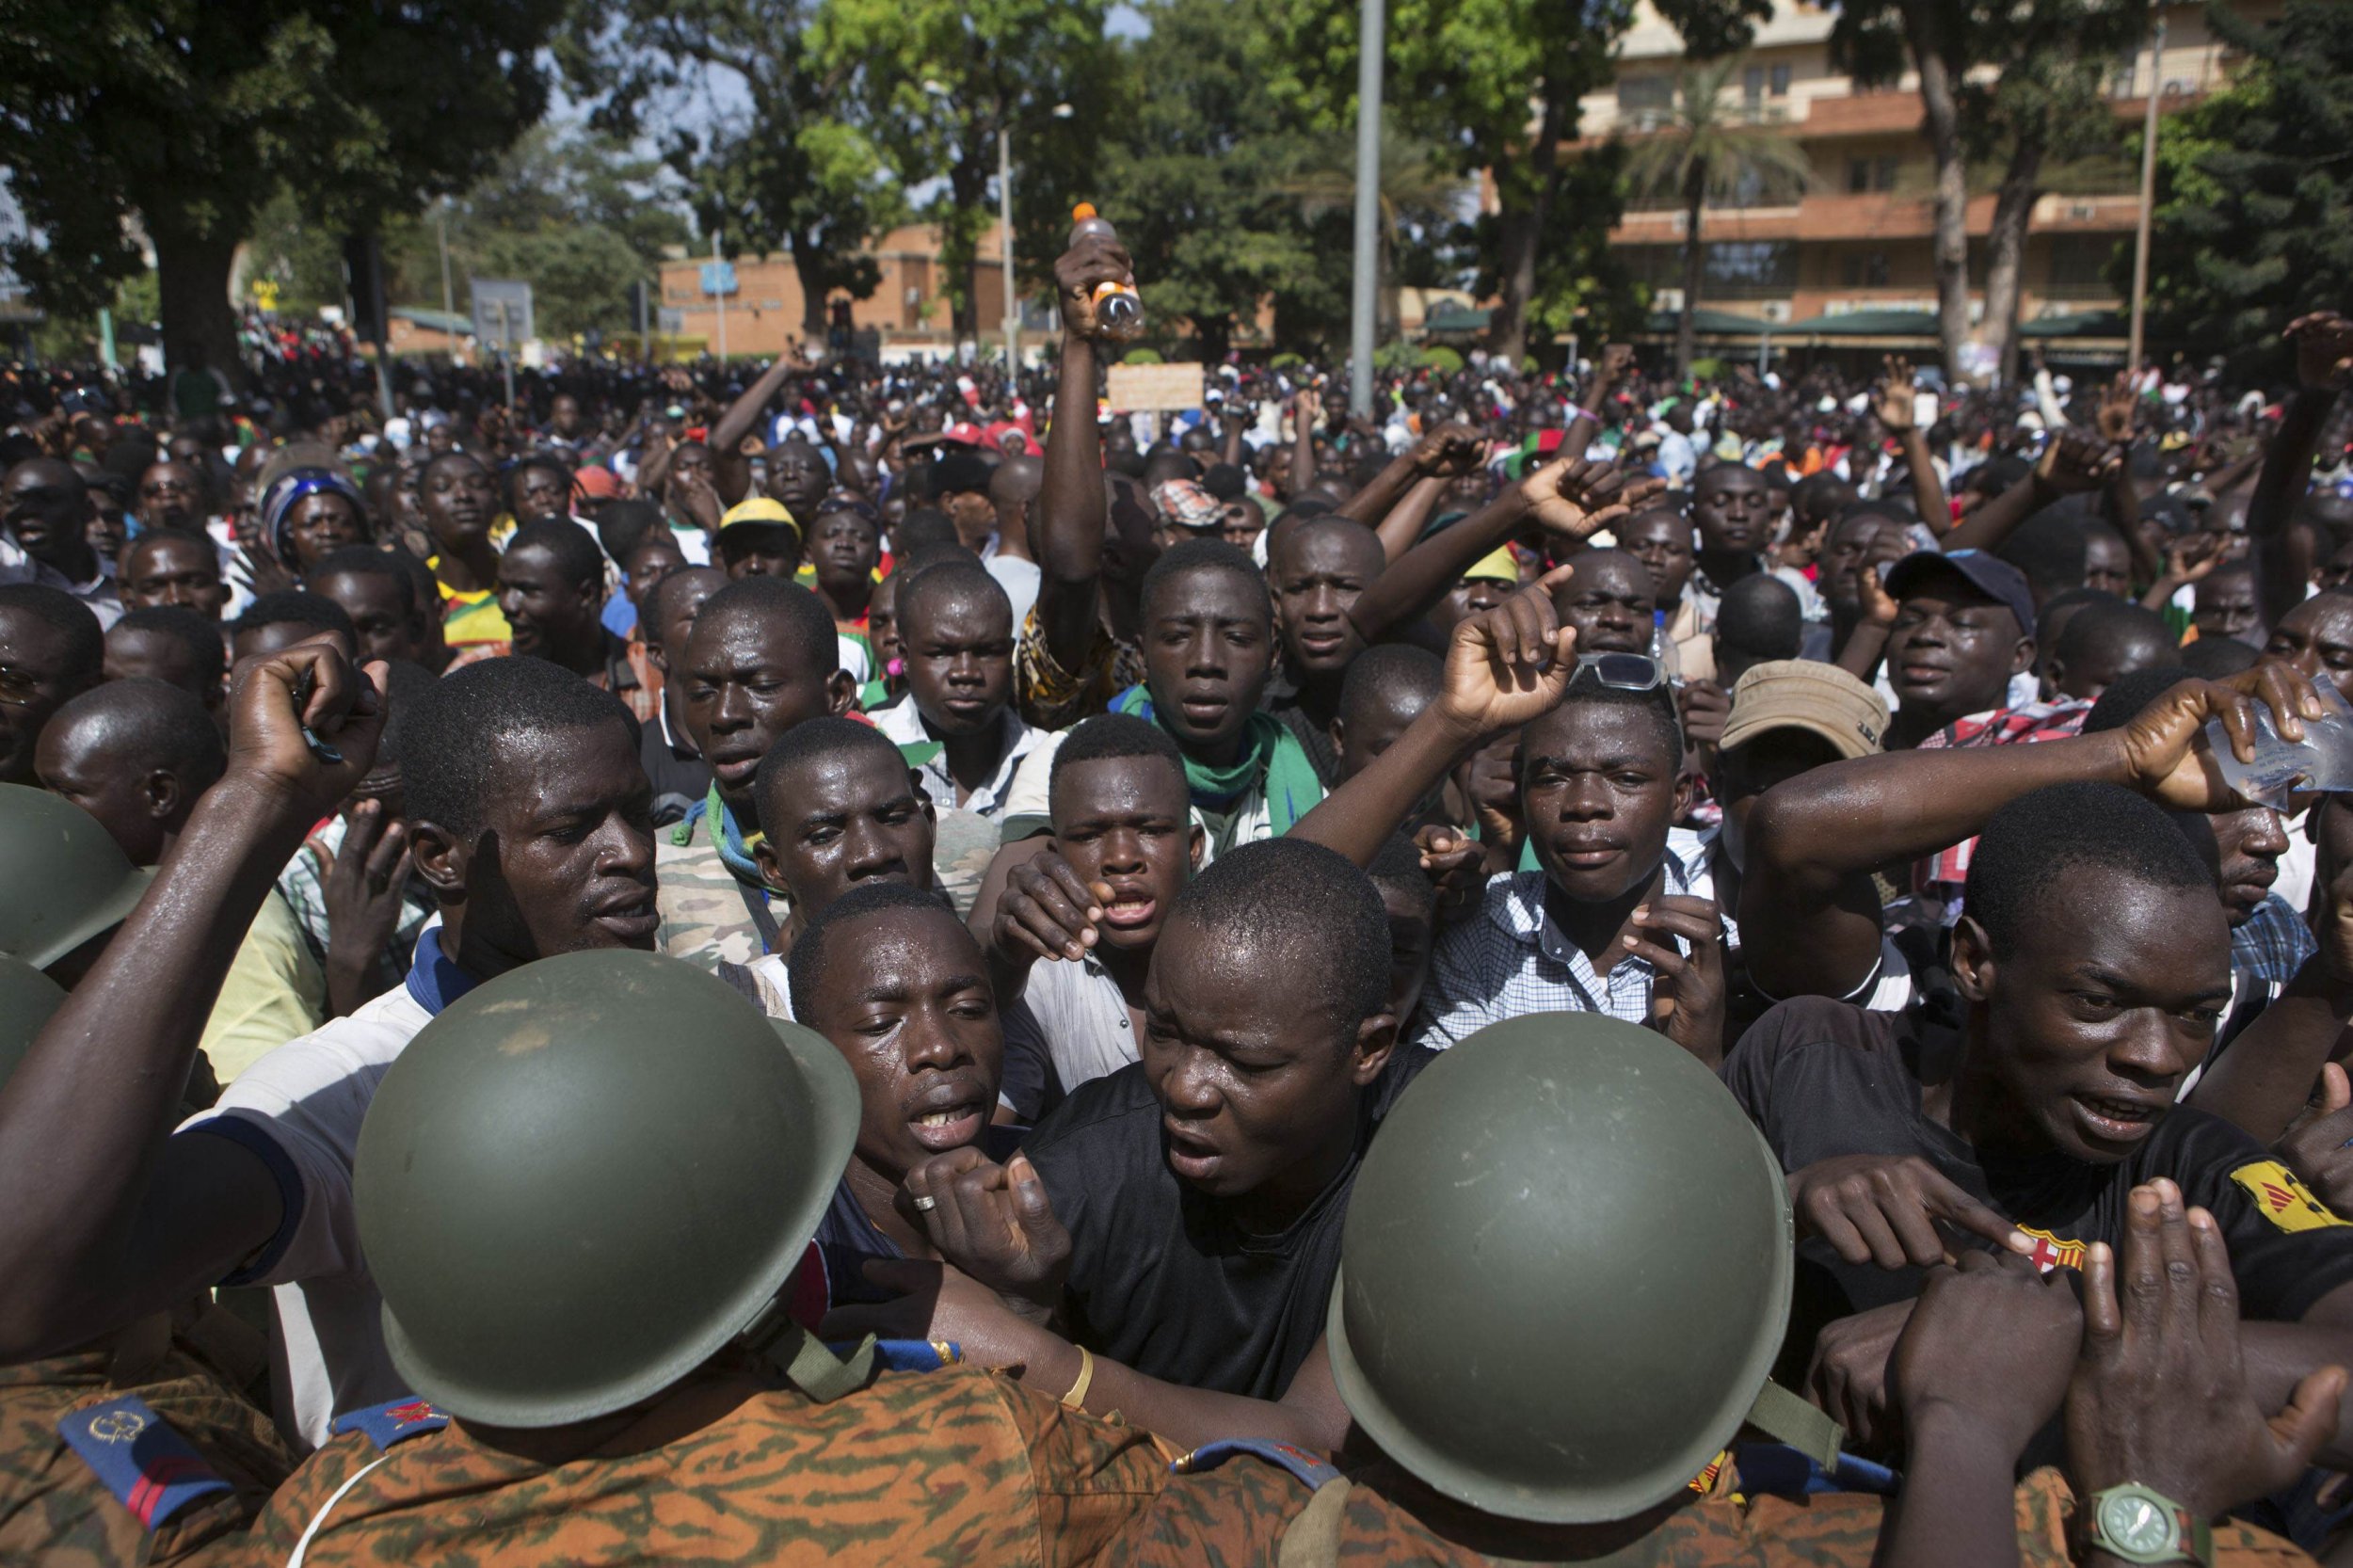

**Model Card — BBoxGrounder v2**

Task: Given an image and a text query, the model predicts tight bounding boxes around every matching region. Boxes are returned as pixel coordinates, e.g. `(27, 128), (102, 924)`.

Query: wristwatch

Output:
(2077, 1484), (2214, 1566)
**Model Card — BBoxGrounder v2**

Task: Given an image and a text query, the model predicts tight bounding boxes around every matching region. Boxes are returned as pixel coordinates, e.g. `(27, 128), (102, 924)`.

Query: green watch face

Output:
(2101, 1492), (2176, 1557)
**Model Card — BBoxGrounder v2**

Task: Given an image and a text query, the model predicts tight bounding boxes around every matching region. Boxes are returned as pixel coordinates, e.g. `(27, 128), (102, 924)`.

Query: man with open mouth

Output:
(1726, 765), (2353, 1454)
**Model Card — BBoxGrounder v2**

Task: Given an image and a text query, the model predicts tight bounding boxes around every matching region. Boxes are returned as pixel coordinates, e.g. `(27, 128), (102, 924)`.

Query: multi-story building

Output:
(656, 222), (1048, 362)
(1579, 0), (2275, 357)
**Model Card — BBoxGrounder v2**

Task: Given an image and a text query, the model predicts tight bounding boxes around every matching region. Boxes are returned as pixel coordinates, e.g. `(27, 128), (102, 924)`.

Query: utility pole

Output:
(1349, 0), (1385, 417)
(2126, 9), (2168, 376)
(437, 202), (456, 333)
(999, 124), (1019, 369)
(712, 230), (728, 362)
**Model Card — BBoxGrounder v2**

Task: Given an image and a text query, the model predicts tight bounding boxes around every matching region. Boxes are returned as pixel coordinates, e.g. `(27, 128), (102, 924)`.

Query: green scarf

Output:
(1110, 685), (1322, 844)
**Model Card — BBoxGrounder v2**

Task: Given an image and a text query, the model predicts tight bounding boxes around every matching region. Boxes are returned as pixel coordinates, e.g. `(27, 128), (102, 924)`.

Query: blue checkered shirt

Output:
(1412, 841), (1722, 1048)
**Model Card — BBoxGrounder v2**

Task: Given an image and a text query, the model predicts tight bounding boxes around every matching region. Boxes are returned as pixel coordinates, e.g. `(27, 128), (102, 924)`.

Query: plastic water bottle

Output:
(1068, 203), (1144, 341)
(2202, 671), (2353, 809)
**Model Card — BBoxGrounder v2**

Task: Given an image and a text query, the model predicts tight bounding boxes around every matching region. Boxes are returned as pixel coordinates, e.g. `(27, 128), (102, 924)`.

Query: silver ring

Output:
(912, 1194), (936, 1213)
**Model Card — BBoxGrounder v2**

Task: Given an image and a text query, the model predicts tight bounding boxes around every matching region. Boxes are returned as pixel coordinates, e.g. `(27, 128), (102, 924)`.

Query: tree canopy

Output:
(0, 0), (566, 376)
(2132, 0), (2353, 376)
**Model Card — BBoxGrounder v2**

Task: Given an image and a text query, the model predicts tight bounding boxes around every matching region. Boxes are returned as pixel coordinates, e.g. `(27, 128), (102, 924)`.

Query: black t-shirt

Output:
(1023, 1048), (1432, 1398)
(1722, 998), (2353, 1322)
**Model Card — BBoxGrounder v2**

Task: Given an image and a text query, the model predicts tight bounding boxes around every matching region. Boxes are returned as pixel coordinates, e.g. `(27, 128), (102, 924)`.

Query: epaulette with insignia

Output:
(331, 1396), (450, 1450)
(56, 1395), (232, 1530)
(1175, 1438), (1343, 1491)
(1731, 1442), (1900, 1498)
(832, 1338), (962, 1373)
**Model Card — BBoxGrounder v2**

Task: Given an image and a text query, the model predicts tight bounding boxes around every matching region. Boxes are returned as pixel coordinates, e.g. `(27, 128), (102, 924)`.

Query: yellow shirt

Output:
(198, 889), (326, 1083)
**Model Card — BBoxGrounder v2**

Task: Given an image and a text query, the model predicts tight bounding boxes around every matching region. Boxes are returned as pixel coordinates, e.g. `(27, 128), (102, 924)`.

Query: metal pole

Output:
(501, 303), (516, 413)
(437, 204), (456, 341)
(1349, 0), (1385, 418)
(2127, 10), (2167, 376)
(640, 279), (652, 363)
(1000, 124), (1019, 369)
(97, 309), (116, 370)
(712, 230), (728, 362)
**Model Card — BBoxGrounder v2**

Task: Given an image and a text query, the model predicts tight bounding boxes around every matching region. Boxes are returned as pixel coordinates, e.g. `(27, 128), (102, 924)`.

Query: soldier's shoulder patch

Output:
(844, 1338), (962, 1374)
(1175, 1438), (1343, 1491)
(2230, 1160), (2353, 1233)
(331, 1396), (450, 1449)
(56, 1395), (232, 1530)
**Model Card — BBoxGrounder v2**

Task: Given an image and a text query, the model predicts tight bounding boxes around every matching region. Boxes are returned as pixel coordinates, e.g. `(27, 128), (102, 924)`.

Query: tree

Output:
(1832, 0), (2142, 377)
(1094, 0), (1326, 360)
(2132, 0), (2353, 376)
(1278, 116), (1467, 340)
(0, 0), (563, 380)
(560, 0), (901, 340)
(1623, 56), (1811, 379)
(814, 0), (1114, 341)
(1965, 33), (2125, 383)
(1258, 0), (1636, 366)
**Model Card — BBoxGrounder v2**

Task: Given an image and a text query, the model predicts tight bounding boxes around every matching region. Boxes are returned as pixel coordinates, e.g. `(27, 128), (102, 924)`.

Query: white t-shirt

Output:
(984, 555), (1042, 630)
(177, 981), (430, 1448)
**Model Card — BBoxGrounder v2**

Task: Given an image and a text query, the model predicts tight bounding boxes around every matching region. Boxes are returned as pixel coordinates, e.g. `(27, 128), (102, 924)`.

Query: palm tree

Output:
(1281, 117), (1467, 339)
(1624, 56), (1812, 379)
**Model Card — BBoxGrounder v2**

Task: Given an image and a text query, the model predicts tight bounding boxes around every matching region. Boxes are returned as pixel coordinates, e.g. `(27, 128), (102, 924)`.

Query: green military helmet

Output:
(354, 949), (861, 1428)
(0, 952), (68, 1087)
(0, 784), (151, 969)
(1326, 1013), (1802, 1525)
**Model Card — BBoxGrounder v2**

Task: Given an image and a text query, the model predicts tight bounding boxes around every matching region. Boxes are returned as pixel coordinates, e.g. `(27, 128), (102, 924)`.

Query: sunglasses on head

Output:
(1575, 652), (1667, 692)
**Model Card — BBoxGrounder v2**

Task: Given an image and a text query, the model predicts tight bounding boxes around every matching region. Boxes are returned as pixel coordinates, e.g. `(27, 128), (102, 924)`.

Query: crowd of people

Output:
(5, 226), (2353, 1565)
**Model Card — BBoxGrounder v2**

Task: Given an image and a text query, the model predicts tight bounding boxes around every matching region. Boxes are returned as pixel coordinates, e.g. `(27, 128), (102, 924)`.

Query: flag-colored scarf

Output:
(1110, 685), (1321, 840)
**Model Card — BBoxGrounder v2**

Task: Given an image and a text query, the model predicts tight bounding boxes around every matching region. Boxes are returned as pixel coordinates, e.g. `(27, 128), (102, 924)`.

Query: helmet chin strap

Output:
(740, 1302), (875, 1404)
(1741, 1379), (1845, 1469)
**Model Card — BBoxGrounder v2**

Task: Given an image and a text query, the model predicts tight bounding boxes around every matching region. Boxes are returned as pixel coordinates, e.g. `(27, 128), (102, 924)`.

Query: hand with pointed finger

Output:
(1630, 895), (1727, 1065)
(904, 1149), (1072, 1311)
(994, 850), (1109, 967)
(1437, 565), (1581, 739)
(2066, 1179), (2348, 1521)
(1788, 1154), (2036, 1271)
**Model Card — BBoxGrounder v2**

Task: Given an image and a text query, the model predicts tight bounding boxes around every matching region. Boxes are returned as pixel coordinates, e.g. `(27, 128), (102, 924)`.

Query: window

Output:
(1619, 75), (1673, 112)
(1841, 250), (1893, 288)
(1770, 63), (1792, 96)
(1847, 156), (1899, 193)
(1704, 241), (1799, 292)
(1744, 66), (1765, 104)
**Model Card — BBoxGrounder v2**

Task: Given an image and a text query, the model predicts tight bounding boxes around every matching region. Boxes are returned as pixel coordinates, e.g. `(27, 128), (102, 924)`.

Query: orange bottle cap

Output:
(1072, 202), (1098, 221)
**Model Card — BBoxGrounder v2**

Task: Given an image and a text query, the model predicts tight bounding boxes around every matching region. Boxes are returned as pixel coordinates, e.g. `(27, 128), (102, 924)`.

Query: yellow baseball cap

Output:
(720, 496), (800, 537)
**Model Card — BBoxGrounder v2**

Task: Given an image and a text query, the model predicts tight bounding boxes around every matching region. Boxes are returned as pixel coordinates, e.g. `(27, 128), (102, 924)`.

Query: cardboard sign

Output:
(1106, 362), (1204, 411)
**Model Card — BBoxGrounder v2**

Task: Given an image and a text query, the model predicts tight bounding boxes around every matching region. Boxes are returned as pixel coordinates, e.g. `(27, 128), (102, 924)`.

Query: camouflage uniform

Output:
(655, 811), (778, 974)
(232, 1362), (1172, 1567)
(0, 1336), (296, 1567)
(1101, 1448), (2318, 1568)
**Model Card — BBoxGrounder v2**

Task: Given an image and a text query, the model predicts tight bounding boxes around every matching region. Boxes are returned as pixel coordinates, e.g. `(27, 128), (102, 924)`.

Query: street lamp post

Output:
(2126, 9), (2168, 376)
(1350, 0), (1385, 418)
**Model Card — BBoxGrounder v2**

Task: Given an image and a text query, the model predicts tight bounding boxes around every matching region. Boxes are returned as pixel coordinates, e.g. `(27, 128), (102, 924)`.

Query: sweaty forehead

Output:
(1565, 552), (1653, 600)
(1146, 564), (1269, 625)
(2285, 596), (2353, 644)
(1523, 696), (1678, 768)
(689, 603), (825, 668)
(1277, 520), (1382, 579)
(1053, 753), (1188, 819)
(769, 745), (910, 822)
